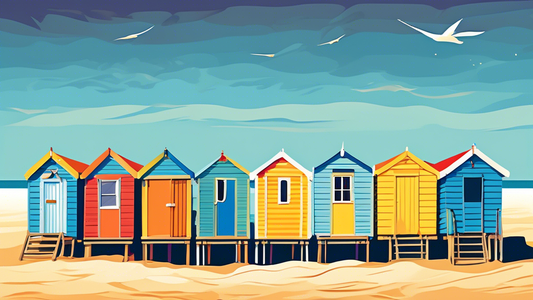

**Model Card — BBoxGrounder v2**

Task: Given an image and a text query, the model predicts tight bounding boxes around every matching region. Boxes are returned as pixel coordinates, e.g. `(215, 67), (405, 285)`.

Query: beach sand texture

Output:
(1, 188), (532, 299)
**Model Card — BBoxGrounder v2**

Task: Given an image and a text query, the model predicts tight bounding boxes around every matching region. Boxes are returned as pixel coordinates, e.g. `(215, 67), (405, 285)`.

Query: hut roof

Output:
(250, 149), (312, 180)
(24, 148), (88, 180)
(196, 151), (249, 180)
(373, 148), (439, 177)
(137, 148), (195, 179)
(81, 148), (143, 179)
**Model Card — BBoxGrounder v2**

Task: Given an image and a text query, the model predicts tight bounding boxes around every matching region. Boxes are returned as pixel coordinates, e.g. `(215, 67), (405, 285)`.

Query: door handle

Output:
(166, 203), (175, 207)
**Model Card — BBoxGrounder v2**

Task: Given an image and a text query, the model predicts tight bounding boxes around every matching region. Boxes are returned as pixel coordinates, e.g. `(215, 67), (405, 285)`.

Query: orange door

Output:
(147, 180), (172, 237)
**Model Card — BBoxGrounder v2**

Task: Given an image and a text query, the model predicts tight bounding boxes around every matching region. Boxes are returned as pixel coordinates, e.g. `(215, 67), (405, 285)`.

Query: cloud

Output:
(10, 107), (48, 114)
(7, 103), (533, 133)
(353, 85), (474, 99)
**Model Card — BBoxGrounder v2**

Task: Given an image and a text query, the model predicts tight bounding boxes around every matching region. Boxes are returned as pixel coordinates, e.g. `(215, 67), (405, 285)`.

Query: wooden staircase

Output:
(451, 233), (488, 264)
(20, 232), (75, 261)
(393, 235), (427, 260)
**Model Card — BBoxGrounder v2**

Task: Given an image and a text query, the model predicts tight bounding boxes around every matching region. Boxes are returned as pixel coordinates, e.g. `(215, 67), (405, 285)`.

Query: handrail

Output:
(446, 209), (456, 235)
(497, 208), (503, 261)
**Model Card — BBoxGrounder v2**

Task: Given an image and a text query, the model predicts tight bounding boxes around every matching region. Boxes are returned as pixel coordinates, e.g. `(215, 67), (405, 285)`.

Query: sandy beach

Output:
(1, 188), (532, 299)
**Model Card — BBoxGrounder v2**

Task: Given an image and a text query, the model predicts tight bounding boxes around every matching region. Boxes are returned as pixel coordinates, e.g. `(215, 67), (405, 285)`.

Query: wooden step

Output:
(396, 243), (423, 247)
(20, 232), (66, 261)
(27, 245), (57, 249)
(398, 251), (424, 254)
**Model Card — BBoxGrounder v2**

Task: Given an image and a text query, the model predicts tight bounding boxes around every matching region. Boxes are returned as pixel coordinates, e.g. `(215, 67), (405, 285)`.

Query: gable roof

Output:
(373, 148), (439, 178)
(428, 145), (510, 178)
(24, 148), (88, 180)
(137, 148), (195, 179)
(250, 149), (312, 180)
(81, 148), (143, 179)
(314, 149), (372, 174)
(195, 151), (249, 180)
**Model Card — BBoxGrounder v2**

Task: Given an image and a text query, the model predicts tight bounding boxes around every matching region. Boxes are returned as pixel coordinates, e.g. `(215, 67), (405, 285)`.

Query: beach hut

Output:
(80, 148), (143, 261)
(428, 145), (510, 264)
(374, 147), (439, 261)
(313, 144), (373, 262)
(250, 149), (312, 264)
(21, 148), (88, 260)
(137, 148), (195, 265)
(195, 151), (250, 265)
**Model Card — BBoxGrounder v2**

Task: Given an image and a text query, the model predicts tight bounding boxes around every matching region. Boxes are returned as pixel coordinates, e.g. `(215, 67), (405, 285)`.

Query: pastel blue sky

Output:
(0, 2), (532, 179)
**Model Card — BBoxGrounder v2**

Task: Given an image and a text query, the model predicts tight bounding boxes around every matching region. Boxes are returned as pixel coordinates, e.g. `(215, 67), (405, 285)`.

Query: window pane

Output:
(334, 191), (341, 201)
(334, 177), (341, 189)
(101, 195), (116, 207)
(217, 180), (225, 201)
(343, 191), (351, 201)
(280, 180), (288, 203)
(464, 178), (482, 202)
(343, 177), (351, 190)
(101, 181), (116, 195)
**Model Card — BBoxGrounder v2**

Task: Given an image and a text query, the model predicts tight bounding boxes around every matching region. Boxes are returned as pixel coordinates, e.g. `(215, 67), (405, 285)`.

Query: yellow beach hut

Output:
(374, 147), (439, 261)
(250, 149), (312, 264)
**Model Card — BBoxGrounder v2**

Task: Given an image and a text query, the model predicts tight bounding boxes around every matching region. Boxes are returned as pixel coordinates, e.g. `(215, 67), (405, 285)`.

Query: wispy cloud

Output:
(10, 107), (48, 114)
(7, 103), (533, 133)
(353, 85), (474, 99)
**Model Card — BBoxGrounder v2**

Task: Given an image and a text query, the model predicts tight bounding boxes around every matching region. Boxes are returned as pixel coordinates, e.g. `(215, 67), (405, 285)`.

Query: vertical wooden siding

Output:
(197, 160), (249, 237)
(27, 159), (79, 238)
(313, 155), (373, 236)
(438, 155), (503, 234)
(256, 159), (308, 239)
(376, 157), (437, 235)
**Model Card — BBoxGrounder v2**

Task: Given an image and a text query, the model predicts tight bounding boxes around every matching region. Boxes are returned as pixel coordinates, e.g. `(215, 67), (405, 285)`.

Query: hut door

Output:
(216, 179), (236, 236)
(42, 181), (65, 233)
(147, 180), (171, 237)
(171, 180), (188, 238)
(463, 177), (483, 232)
(332, 175), (355, 235)
(395, 176), (419, 235)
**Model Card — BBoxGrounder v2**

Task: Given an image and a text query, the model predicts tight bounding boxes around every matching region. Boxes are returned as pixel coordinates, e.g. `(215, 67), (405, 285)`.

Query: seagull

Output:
(251, 53), (275, 58)
(318, 34), (345, 46)
(397, 19), (484, 44)
(114, 25), (154, 41)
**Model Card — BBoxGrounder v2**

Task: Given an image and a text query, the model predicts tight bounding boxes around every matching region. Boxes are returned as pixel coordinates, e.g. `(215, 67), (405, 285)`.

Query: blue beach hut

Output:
(428, 145), (510, 263)
(312, 144), (373, 262)
(195, 151), (250, 265)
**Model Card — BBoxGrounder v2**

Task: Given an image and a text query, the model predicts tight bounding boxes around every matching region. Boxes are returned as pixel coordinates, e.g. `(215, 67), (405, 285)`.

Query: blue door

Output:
(463, 177), (483, 232)
(216, 179), (235, 236)
(43, 181), (64, 233)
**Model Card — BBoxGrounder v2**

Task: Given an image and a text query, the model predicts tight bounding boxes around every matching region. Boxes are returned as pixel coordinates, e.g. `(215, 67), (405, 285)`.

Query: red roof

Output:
(427, 150), (469, 172)
(374, 153), (402, 171)
(55, 153), (88, 174)
(117, 153), (143, 172)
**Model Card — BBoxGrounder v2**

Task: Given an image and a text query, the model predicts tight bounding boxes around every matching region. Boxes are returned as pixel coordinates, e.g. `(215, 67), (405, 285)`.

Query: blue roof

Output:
(314, 150), (372, 174)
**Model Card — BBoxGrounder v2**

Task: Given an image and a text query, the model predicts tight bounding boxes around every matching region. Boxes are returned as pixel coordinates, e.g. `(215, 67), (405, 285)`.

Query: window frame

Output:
(331, 173), (354, 203)
(215, 179), (227, 203)
(278, 177), (291, 205)
(99, 179), (121, 209)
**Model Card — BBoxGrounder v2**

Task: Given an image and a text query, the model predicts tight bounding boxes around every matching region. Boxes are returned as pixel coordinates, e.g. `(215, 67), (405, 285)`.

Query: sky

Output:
(0, 1), (532, 180)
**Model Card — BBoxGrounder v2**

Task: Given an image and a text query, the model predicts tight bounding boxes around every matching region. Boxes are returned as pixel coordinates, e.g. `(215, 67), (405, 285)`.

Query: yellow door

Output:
(395, 176), (419, 234)
(332, 203), (355, 235)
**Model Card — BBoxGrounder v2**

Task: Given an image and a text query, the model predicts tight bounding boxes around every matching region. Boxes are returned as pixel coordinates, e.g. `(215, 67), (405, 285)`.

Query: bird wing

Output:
(443, 19), (463, 36)
(397, 19), (439, 40)
(317, 41), (330, 46)
(136, 25), (154, 36)
(251, 53), (275, 57)
(114, 35), (136, 41)
(453, 31), (484, 37)
(337, 34), (346, 41)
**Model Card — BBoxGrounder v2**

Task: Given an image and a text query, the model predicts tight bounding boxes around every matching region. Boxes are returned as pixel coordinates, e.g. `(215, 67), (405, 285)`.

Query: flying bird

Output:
(114, 26), (154, 41)
(318, 34), (346, 46)
(251, 53), (275, 58)
(397, 19), (484, 44)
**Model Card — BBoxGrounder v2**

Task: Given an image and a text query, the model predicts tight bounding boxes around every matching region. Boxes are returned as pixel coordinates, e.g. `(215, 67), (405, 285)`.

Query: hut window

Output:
(464, 177), (482, 203)
(278, 178), (290, 204)
(333, 175), (352, 202)
(216, 179), (226, 202)
(100, 179), (120, 209)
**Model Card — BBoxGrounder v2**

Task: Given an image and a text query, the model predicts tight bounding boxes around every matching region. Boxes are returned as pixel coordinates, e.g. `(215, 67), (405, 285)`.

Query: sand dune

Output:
(0, 188), (532, 299)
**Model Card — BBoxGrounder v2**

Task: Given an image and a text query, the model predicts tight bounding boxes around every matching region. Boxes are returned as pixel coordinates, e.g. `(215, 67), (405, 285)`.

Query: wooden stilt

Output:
(84, 244), (92, 258)
(488, 236), (492, 261)
(196, 243), (200, 266)
(305, 242), (309, 262)
(70, 239), (76, 258)
(186, 242), (190, 265)
(262, 243), (266, 265)
(300, 241), (304, 262)
(388, 238), (392, 262)
(123, 244), (129, 262)
(325, 240), (327, 263)
(207, 244), (211, 265)
(292, 244), (295, 260)
(244, 241), (248, 264)
(499, 235), (503, 262)
(317, 241), (322, 263)
(167, 244), (172, 263)
(426, 236), (429, 260)
(202, 243), (205, 265)
(150, 244), (154, 260)
(366, 240), (369, 262)
(237, 241), (241, 263)
(494, 234), (497, 262)
(356, 243), (359, 261)
(143, 243), (147, 261)
(255, 242), (258, 265)
(60, 235), (66, 258)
